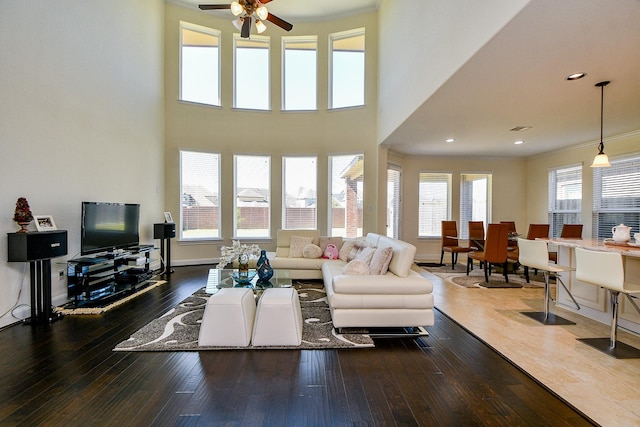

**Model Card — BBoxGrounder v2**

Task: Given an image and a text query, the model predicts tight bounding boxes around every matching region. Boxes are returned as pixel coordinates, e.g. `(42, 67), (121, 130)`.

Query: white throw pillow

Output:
(369, 246), (393, 275)
(289, 236), (313, 258)
(302, 243), (323, 259)
(355, 246), (376, 265)
(342, 259), (370, 275)
(339, 240), (356, 261)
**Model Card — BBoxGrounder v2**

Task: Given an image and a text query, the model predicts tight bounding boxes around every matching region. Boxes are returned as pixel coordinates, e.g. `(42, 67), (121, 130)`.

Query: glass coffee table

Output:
(206, 268), (292, 294)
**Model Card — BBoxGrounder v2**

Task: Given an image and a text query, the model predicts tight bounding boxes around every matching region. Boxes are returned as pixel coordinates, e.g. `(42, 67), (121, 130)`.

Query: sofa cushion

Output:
(369, 246), (393, 275)
(289, 236), (313, 258)
(355, 245), (376, 264)
(339, 240), (356, 261)
(302, 243), (323, 259)
(377, 236), (416, 278)
(342, 259), (370, 275)
(319, 236), (344, 252)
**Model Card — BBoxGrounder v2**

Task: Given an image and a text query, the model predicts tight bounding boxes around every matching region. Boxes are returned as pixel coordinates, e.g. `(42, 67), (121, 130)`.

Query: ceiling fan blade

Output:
(199, 4), (232, 10)
(266, 13), (293, 31)
(241, 16), (252, 38)
(260, 0), (274, 4)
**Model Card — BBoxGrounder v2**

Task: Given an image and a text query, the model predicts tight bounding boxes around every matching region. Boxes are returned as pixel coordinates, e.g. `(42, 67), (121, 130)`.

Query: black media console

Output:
(66, 245), (158, 308)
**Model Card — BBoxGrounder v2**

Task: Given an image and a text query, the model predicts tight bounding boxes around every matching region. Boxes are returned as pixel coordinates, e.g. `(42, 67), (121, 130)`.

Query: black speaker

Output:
(154, 223), (176, 239)
(8, 230), (68, 262)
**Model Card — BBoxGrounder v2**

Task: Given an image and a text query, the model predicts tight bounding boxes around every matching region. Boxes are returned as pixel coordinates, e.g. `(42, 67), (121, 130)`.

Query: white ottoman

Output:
(252, 288), (303, 346)
(199, 288), (256, 347)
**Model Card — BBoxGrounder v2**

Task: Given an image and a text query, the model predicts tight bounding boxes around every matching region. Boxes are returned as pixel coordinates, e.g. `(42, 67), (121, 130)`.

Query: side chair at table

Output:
(467, 221), (485, 271)
(549, 224), (583, 263)
(517, 238), (580, 325)
(440, 221), (472, 270)
(521, 223), (551, 282)
(466, 223), (510, 283)
(575, 248), (640, 359)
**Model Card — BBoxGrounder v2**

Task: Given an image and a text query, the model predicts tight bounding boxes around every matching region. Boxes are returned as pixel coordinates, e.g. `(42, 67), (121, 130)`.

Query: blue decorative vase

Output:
(256, 250), (273, 282)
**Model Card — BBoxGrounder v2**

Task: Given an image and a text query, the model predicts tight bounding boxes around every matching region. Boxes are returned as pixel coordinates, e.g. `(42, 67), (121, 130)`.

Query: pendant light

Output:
(590, 80), (611, 168)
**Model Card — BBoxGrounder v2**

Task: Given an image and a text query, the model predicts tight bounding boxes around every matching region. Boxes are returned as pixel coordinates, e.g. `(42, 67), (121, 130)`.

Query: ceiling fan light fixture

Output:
(255, 19), (267, 33)
(591, 80), (611, 168)
(256, 5), (268, 21)
(232, 17), (244, 31)
(230, 1), (244, 16)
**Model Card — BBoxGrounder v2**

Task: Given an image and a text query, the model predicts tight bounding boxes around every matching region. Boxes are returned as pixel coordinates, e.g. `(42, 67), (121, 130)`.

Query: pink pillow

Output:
(323, 243), (339, 259)
(369, 246), (393, 275)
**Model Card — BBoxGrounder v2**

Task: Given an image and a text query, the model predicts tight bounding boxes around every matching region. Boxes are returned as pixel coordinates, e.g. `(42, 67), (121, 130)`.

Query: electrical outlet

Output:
(58, 270), (65, 280)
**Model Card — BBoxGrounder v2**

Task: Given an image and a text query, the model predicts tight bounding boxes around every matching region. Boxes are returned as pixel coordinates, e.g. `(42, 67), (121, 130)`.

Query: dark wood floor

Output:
(0, 265), (595, 426)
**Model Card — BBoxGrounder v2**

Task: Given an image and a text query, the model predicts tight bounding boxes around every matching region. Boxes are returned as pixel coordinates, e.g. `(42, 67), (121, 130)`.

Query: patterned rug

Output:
(420, 263), (546, 289)
(113, 281), (374, 351)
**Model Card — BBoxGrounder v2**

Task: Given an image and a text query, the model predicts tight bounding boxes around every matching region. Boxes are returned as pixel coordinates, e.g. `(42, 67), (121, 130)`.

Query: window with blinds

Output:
(386, 164), (402, 239)
(180, 22), (221, 106)
(548, 164), (583, 237)
(234, 155), (270, 238)
(234, 35), (270, 110)
(283, 156), (317, 230)
(282, 36), (317, 111)
(329, 28), (365, 109)
(328, 154), (364, 237)
(593, 155), (640, 238)
(180, 150), (221, 240)
(459, 173), (491, 239)
(418, 173), (451, 237)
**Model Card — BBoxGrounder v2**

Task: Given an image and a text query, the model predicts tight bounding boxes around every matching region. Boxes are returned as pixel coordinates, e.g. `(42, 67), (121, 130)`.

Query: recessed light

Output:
(514, 140), (524, 145)
(446, 138), (455, 143)
(566, 72), (587, 81)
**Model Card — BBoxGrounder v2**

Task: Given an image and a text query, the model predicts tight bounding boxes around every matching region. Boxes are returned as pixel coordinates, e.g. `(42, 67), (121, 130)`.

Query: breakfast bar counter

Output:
(541, 238), (640, 334)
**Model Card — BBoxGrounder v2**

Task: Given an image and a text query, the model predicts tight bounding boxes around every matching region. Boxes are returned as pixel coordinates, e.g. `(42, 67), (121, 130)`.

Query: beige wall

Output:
(0, 0), (165, 328)
(164, 4), (380, 264)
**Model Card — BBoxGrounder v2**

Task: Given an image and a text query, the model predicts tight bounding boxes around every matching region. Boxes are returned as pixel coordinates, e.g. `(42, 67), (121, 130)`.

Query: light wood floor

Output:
(423, 269), (640, 427)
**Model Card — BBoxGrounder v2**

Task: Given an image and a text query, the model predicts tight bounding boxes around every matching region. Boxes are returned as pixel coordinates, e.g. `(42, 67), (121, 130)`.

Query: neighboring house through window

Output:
(234, 155), (271, 238)
(283, 156), (317, 229)
(329, 154), (364, 237)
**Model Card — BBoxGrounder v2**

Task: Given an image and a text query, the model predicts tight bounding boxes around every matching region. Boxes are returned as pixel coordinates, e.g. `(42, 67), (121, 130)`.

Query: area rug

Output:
(420, 264), (545, 289)
(56, 280), (167, 315)
(113, 281), (374, 351)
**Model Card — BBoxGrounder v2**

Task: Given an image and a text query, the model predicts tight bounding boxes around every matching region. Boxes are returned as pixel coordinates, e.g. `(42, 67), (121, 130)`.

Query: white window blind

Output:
(282, 37), (317, 111)
(234, 155), (270, 238)
(328, 154), (364, 237)
(180, 22), (221, 106)
(283, 156), (317, 229)
(459, 173), (491, 239)
(418, 173), (451, 237)
(386, 164), (402, 239)
(593, 155), (640, 238)
(179, 150), (220, 240)
(234, 36), (270, 110)
(548, 164), (582, 237)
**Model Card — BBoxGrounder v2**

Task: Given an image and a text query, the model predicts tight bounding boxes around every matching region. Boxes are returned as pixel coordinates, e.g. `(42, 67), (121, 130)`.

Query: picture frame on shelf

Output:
(164, 212), (174, 223)
(34, 215), (57, 231)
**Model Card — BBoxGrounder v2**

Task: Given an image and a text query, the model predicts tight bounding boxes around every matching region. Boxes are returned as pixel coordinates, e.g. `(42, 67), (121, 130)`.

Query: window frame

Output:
(459, 173), (492, 239)
(329, 28), (365, 110)
(418, 172), (452, 238)
(233, 34), (271, 110)
(282, 36), (318, 111)
(282, 156), (318, 230)
(179, 21), (221, 107)
(328, 153), (365, 238)
(548, 164), (583, 237)
(386, 163), (402, 239)
(233, 154), (271, 239)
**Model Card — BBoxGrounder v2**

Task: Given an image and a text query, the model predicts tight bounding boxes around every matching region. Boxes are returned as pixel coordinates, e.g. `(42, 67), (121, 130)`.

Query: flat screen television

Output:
(81, 202), (140, 255)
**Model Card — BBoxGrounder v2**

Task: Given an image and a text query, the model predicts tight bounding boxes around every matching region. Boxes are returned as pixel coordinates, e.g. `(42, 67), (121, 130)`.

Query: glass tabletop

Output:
(205, 268), (292, 294)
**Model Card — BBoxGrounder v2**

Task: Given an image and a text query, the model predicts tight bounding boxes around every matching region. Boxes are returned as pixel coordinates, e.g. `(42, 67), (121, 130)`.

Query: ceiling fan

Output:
(199, 0), (293, 38)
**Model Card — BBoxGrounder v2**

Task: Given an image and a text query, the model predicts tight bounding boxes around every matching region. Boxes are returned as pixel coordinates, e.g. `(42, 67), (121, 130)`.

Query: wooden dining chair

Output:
(467, 221), (485, 270)
(440, 221), (472, 269)
(466, 223), (510, 283)
(549, 224), (583, 263)
(521, 223), (550, 281)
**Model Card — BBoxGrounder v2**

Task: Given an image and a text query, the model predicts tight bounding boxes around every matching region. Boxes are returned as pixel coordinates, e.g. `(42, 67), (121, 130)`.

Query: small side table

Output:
(154, 223), (175, 275)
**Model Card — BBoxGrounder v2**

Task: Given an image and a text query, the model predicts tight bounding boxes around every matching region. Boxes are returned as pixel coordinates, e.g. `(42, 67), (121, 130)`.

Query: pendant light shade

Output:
(591, 81), (611, 168)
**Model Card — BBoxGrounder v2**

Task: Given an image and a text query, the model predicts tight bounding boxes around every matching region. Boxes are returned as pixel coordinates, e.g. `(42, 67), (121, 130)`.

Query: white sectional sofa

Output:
(263, 229), (434, 329)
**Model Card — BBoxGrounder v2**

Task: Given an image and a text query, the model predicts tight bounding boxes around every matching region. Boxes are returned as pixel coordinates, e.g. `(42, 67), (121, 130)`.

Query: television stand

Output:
(66, 246), (159, 308)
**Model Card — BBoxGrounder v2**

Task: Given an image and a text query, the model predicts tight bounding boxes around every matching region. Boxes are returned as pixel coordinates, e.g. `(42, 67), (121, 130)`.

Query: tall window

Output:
(418, 173), (451, 238)
(549, 164), (582, 237)
(329, 154), (364, 237)
(234, 155), (270, 238)
(234, 35), (270, 110)
(593, 155), (640, 238)
(282, 36), (317, 111)
(329, 28), (365, 109)
(283, 156), (317, 229)
(387, 164), (402, 238)
(460, 173), (491, 239)
(180, 150), (220, 240)
(180, 22), (221, 106)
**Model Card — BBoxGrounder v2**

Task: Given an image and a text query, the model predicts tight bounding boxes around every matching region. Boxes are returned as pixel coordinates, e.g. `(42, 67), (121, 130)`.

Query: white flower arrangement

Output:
(217, 240), (261, 269)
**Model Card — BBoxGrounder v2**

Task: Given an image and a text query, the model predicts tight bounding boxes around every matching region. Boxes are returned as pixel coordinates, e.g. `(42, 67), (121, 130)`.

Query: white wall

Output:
(0, 0), (165, 328)
(376, 0), (529, 144)
(164, 4), (380, 264)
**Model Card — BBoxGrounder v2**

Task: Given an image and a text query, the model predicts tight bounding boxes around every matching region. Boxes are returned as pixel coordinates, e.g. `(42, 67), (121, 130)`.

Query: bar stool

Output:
(575, 248), (640, 358)
(517, 238), (580, 325)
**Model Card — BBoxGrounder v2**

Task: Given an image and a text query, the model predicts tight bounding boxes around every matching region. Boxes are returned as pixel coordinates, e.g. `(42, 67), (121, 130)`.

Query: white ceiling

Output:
(173, 0), (640, 158)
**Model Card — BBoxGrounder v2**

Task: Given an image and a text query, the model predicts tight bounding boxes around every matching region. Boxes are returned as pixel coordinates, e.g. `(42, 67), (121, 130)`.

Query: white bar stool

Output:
(517, 238), (580, 325)
(575, 247), (640, 358)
